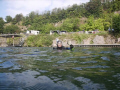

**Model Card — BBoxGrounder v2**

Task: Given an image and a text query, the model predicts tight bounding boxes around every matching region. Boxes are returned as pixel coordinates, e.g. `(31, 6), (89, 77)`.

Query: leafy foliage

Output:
(26, 34), (56, 47)
(86, 0), (102, 17)
(0, 17), (5, 33)
(61, 18), (80, 32)
(80, 16), (110, 31)
(4, 25), (21, 34)
(112, 13), (120, 33)
(2, 0), (120, 34)
(5, 16), (12, 23)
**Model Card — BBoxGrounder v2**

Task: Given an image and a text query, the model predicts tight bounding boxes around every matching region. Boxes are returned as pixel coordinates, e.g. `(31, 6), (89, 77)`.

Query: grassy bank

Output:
(24, 31), (119, 47)
(24, 33), (90, 47)
(24, 34), (58, 47)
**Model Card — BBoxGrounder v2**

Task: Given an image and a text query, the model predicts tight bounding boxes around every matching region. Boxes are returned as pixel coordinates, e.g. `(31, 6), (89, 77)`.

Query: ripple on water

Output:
(73, 65), (109, 70)
(39, 70), (49, 73)
(57, 80), (79, 90)
(22, 54), (40, 56)
(67, 61), (78, 63)
(0, 60), (2, 62)
(100, 51), (110, 54)
(99, 70), (108, 72)
(36, 59), (51, 62)
(72, 67), (82, 70)
(113, 73), (120, 80)
(9, 65), (22, 70)
(91, 55), (99, 57)
(52, 65), (58, 67)
(57, 60), (67, 64)
(86, 51), (93, 54)
(44, 59), (52, 62)
(50, 76), (61, 82)
(84, 65), (110, 69)
(74, 77), (106, 90)
(80, 56), (89, 59)
(101, 57), (110, 61)
(81, 61), (98, 64)
(114, 52), (120, 56)
(0, 61), (14, 68)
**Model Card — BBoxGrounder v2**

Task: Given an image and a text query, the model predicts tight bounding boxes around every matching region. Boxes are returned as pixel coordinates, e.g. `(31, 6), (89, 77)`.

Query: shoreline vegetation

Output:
(23, 31), (120, 47)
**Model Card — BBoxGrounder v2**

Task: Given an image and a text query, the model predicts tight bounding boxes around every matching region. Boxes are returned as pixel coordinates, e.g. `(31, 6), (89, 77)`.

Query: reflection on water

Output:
(0, 47), (120, 90)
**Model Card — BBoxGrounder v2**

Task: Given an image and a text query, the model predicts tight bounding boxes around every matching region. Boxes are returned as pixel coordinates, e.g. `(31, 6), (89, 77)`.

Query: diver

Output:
(56, 41), (74, 50)
(53, 38), (74, 50)
(57, 41), (64, 50)
(70, 44), (74, 50)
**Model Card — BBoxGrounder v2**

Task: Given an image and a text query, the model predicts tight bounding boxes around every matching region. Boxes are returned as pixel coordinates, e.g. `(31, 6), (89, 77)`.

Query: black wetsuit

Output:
(70, 44), (74, 50)
(57, 46), (64, 50)
(53, 43), (74, 50)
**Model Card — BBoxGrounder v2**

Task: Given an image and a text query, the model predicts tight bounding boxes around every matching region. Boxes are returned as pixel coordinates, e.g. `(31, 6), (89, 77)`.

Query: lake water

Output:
(0, 47), (120, 90)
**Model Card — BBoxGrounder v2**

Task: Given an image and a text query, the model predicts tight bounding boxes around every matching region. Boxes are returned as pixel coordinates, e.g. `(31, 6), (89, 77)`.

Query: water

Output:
(0, 47), (120, 90)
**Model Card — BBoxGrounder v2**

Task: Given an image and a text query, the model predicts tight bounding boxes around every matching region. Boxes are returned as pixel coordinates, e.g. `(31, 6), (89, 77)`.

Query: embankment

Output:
(52, 32), (120, 47)
(1, 32), (120, 47)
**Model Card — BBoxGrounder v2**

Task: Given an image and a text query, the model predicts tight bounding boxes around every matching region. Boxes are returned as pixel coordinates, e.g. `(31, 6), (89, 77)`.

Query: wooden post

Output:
(12, 35), (14, 46)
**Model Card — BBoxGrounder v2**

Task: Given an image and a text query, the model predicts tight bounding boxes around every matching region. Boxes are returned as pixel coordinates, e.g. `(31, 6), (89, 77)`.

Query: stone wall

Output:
(52, 35), (120, 47)
(0, 37), (8, 47)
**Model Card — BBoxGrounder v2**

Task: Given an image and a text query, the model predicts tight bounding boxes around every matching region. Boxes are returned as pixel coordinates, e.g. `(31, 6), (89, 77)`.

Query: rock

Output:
(0, 43), (8, 47)
(83, 38), (91, 44)
(52, 40), (57, 47)
(0, 37), (8, 47)
(52, 35), (119, 47)
(106, 36), (115, 44)
(93, 35), (105, 44)
(118, 38), (120, 42)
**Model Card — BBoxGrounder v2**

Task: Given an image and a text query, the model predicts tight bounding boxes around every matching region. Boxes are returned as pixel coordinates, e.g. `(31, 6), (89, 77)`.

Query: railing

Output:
(0, 34), (22, 37)
(73, 44), (120, 47)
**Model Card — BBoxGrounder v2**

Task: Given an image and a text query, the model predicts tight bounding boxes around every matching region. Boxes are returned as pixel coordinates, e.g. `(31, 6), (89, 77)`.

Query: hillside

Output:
(0, 0), (120, 34)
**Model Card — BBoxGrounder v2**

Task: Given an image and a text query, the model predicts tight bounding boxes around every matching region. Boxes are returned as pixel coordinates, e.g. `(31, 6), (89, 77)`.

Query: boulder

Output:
(83, 38), (91, 44)
(93, 35), (105, 44)
(106, 36), (115, 44)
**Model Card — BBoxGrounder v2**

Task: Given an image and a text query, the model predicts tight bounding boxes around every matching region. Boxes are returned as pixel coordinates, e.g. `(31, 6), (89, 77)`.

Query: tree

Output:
(28, 11), (37, 24)
(12, 14), (23, 24)
(112, 13), (120, 33)
(61, 18), (80, 32)
(5, 16), (12, 23)
(80, 16), (105, 31)
(12, 18), (17, 25)
(111, 0), (120, 12)
(85, 0), (102, 17)
(4, 25), (21, 34)
(0, 17), (5, 33)
(43, 23), (55, 33)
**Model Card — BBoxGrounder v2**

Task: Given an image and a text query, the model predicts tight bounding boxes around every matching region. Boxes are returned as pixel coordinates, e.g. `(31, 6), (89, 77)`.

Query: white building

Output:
(26, 30), (39, 35)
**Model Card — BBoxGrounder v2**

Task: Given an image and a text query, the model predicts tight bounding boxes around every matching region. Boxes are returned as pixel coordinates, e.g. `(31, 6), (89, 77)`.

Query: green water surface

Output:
(0, 47), (120, 90)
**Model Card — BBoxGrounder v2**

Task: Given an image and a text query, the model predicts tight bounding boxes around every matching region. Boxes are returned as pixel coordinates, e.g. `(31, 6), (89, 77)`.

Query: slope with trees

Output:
(0, 0), (120, 34)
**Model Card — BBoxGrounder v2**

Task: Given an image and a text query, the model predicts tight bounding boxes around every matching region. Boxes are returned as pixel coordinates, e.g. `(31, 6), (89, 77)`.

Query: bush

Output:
(4, 25), (21, 34)
(72, 33), (89, 44)
(61, 18), (80, 32)
(112, 13), (120, 33)
(80, 16), (110, 31)
(25, 34), (57, 47)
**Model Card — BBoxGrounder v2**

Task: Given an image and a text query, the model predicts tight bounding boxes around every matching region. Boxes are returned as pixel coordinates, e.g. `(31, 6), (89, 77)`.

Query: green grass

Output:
(25, 34), (57, 47)
(95, 31), (109, 37)
(72, 33), (89, 44)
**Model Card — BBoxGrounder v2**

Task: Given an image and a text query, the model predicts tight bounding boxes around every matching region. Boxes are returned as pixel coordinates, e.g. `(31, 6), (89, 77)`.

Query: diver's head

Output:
(57, 41), (62, 47)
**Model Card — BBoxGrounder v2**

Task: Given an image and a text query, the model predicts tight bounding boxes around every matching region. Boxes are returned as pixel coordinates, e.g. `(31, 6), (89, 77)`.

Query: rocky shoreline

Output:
(52, 35), (120, 47)
(0, 34), (120, 47)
